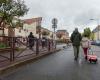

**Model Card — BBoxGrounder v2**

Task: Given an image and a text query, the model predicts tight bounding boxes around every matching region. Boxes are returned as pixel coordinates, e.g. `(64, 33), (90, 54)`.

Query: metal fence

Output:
(0, 36), (54, 62)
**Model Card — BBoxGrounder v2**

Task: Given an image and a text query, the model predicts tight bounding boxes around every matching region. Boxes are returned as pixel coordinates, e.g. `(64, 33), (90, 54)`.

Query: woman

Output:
(81, 35), (91, 59)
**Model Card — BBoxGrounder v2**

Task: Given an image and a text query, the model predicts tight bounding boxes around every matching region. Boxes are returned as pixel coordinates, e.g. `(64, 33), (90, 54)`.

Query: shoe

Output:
(85, 56), (87, 60)
(74, 57), (78, 61)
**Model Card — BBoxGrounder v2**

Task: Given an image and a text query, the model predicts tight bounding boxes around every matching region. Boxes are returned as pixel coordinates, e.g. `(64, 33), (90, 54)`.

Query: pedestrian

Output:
(70, 28), (82, 61)
(42, 37), (46, 48)
(28, 32), (35, 50)
(81, 35), (91, 60)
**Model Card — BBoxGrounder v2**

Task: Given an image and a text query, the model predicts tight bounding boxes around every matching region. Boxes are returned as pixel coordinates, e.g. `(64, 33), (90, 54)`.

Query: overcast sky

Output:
(22, 0), (100, 34)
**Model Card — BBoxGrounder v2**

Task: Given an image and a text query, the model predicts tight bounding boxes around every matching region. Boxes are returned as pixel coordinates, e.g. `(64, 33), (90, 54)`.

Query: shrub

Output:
(0, 43), (7, 49)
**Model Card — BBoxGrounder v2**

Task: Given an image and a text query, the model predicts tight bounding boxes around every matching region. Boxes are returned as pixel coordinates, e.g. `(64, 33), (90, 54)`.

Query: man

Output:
(28, 32), (35, 50)
(70, 28), (82, 61)
(42, 37), (46, 48)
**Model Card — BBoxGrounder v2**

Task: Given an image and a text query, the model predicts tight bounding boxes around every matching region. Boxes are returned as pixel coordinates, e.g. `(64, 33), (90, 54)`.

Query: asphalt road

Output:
(1, 46), (100, 80)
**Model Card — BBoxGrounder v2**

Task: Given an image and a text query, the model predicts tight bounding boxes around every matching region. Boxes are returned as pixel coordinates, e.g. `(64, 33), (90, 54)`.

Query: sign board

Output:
(52, 18), (58, 25)
(52, 25), (57, 28)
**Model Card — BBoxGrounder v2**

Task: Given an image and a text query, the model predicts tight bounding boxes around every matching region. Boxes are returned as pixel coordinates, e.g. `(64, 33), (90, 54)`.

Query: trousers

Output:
(73, 46), (80, 58)
(83, 48), (88, 56)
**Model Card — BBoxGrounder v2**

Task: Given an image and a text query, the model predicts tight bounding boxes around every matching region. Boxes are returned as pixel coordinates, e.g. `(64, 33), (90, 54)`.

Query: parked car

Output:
(95, 40), (100, 46)
(91, 40), (100, 46)
(91, 40), (96, 45)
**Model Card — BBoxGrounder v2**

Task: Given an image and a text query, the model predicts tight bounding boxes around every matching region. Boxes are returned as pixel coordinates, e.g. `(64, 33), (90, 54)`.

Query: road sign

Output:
(52, 18), (58, 25)
(52, 24), (57, 28)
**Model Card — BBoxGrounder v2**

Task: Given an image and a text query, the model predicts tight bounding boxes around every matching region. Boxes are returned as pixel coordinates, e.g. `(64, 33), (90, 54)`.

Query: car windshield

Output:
(96, 40), (100, 43)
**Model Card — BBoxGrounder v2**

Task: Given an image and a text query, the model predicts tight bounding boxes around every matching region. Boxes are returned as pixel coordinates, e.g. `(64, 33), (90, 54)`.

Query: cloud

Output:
(23, 0), (100, 33)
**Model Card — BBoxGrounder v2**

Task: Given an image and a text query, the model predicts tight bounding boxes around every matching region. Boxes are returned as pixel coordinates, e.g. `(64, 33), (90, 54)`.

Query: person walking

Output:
(70, 28), (82, 61)
(28, 32), (35, 50)
(42, 37), (46, 48)
(81, 35), (91, 60)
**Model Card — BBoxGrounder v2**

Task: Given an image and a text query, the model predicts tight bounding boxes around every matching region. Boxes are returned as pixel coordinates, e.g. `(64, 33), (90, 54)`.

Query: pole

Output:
(52, 18), (58, 49)
(39, 28), (41, 39)
(54, 27), (56, 49)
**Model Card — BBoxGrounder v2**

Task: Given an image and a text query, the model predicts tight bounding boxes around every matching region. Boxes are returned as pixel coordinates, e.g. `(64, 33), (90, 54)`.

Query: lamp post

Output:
(90, 19), (99, 40)
(37, 20), (41, 39)
(52, 18), (58, 49)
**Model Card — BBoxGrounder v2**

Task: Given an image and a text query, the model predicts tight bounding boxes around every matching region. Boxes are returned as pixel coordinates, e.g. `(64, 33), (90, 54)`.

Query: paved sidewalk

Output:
(0, 45), (62, 74)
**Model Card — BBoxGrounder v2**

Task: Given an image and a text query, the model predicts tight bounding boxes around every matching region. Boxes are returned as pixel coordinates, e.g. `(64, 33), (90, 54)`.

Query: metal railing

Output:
(0, 36), (54, 62)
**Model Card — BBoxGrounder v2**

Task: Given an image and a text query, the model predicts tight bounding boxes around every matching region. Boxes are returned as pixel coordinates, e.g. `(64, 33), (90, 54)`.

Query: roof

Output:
(23, 17), (42, 25)
(57, 30), (69, 34)
(41, 27), (53, 33)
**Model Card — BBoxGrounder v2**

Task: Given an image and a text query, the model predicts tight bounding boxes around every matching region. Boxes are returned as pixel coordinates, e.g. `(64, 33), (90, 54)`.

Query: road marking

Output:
(79, 59), (82, 66)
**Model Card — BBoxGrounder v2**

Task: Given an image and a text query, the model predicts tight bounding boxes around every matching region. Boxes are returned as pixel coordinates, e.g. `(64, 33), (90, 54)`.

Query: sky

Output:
(22, 0), (100, 34)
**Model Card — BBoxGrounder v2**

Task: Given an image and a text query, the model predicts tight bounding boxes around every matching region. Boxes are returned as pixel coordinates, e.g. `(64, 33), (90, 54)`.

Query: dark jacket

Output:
(28, 34), (35, 43)
(70, 30), (82, 46)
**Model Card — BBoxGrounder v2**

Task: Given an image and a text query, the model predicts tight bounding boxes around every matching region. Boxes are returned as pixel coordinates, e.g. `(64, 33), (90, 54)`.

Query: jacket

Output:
(70, 30), (82, 46)
(81, 37), (91, 48)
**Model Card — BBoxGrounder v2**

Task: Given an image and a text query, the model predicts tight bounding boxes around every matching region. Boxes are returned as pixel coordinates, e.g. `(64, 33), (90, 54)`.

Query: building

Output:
(92, 25), (100, 40)
(56, 30), (69, 42)
(20, 17), (42, 38)
(3, 17), (55, 39)
(41, 27), (54, 39)
(4, 17), (42, 37)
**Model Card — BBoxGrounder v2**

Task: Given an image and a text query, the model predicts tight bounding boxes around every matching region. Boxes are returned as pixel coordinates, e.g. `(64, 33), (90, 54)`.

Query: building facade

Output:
(41, 27), (54, 39)
(4, 17), (42, 37)
(3, 17), (55, 39)
(92, 25), (100, 40)
(56, 30), (69, 42)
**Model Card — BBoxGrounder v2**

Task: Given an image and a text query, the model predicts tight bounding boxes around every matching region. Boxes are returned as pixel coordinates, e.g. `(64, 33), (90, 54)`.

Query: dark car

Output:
(91, 40), (96, 45)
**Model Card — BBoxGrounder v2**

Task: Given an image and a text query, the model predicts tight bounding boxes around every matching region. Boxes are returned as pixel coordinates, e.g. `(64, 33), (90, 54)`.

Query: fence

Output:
(0, 36), (54, 63)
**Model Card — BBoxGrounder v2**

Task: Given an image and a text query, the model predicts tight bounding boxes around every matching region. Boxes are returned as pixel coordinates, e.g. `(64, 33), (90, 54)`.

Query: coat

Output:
(70, 30), (82, 46)
(81, 37), (91, 48)
(28, 34), (35, 46)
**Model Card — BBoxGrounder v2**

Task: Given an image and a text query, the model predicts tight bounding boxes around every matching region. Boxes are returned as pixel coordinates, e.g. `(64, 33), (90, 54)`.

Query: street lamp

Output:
(90, 19), (99, 40)
(52, 18), (58, 49)
(36, 18), (42, 39)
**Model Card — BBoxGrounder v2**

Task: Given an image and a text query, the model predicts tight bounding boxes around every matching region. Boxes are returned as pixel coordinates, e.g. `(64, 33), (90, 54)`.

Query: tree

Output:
(83, 27), (91, 39)
(90, 32), (95, 40)
(0, 0), (29, 36)
(42, 31), (50, 36)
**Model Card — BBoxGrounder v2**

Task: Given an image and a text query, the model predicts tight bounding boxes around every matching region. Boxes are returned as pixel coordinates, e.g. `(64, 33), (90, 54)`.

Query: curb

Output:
(0, 49), (61, 75)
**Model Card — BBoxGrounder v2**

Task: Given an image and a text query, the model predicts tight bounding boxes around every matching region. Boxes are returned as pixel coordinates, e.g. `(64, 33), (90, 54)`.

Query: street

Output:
(1, 45), (100, 80)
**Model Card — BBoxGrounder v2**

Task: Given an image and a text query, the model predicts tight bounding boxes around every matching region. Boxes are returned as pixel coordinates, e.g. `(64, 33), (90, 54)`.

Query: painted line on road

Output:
(79, 59), (82, 65)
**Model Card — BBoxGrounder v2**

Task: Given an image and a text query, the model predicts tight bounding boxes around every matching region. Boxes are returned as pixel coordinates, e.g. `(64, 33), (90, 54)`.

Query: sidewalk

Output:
(0, 46), (61, 74)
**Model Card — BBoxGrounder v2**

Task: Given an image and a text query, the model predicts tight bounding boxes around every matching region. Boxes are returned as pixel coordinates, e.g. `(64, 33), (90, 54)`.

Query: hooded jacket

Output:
(70, 30), (82, 46)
